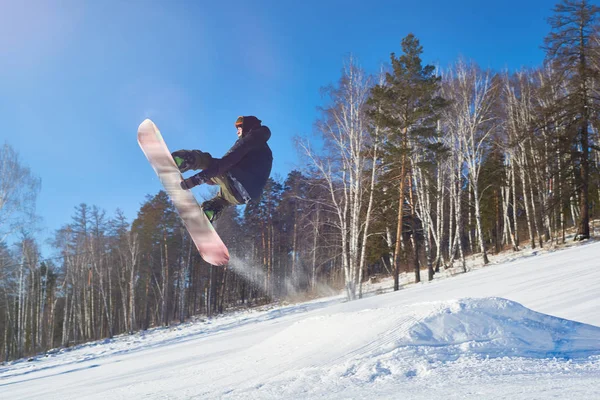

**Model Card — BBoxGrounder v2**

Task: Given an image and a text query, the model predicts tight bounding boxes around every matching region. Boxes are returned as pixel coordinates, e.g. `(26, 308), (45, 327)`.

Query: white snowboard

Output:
(137, 119), (229, 266)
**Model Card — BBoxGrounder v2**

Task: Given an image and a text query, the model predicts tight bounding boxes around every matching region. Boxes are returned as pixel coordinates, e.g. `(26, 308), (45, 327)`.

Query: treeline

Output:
(1, 0), (599, 362)
(0, 177), (342, 362)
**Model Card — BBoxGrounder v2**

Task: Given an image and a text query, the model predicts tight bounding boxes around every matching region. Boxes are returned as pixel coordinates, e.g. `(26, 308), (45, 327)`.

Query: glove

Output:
(180, 172), (207, 190)
(171, 150), (195, 173)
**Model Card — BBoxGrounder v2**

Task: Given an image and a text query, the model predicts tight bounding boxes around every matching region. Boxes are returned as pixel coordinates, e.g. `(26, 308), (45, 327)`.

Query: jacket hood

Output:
(248, 124), (271, 142)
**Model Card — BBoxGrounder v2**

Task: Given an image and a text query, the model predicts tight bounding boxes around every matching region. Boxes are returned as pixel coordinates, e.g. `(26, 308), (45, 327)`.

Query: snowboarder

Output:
(171, 116), (273, 223)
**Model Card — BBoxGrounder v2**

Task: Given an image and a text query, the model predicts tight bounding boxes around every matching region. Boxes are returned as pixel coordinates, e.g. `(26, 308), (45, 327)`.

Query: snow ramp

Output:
(247, 297), (600, 372)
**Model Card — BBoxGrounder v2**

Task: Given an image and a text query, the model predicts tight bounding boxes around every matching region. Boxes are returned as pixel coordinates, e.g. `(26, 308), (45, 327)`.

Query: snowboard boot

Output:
(201, 197), (229, 224)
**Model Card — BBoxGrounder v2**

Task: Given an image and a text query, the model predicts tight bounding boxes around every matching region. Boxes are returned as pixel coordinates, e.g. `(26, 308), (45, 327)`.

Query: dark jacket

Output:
(199, 125), (273, 200)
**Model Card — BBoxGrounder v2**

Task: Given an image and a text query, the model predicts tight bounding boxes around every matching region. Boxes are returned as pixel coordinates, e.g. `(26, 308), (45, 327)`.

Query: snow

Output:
(2, 241), (600, 399)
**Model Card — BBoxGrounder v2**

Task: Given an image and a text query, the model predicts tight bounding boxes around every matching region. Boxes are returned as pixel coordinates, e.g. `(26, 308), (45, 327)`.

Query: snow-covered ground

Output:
(2, 240), (600, 399)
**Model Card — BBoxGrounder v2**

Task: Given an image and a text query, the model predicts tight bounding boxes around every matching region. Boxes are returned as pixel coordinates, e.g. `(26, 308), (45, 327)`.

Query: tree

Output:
(278, 170), (312, 292)
(300, 55), (374, 300)
(0, 143), (41, 242)
(368, 34), (447, 286)
(132, 191), (182, 327)
(544, 0), (600, 240)
(441, 60), (498, 265)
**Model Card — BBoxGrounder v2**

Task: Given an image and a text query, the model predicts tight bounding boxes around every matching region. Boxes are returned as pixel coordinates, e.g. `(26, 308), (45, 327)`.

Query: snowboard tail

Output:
(137, 119), (229, 266)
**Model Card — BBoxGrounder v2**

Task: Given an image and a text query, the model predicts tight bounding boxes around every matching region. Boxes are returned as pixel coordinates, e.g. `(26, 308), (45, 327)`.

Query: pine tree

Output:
(368, 34), (447, 289)
(278, 171), (309, 291)
(544, 0), (600, 240)
(132, 191), (182, 327)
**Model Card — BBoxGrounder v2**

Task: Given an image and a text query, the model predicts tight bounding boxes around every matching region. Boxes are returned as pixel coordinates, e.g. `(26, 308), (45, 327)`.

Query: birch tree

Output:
(0, 143), (41, 242)
(443, 60), (498, 264)
(300, 55), (373, 300)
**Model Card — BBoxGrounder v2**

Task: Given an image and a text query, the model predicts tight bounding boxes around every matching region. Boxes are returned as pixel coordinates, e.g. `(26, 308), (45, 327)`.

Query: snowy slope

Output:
(2, 241), (600, 399)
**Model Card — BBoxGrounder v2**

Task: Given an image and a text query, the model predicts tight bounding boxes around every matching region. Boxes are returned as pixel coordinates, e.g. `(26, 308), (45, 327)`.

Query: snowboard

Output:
(137, 119), (229, 266)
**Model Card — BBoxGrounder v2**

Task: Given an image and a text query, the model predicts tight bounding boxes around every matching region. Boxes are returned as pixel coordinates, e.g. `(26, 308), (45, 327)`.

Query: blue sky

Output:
(1, 0), (555, 253)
